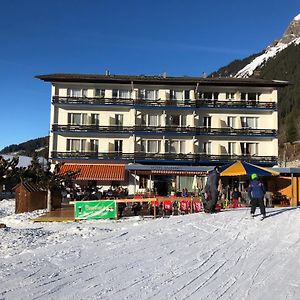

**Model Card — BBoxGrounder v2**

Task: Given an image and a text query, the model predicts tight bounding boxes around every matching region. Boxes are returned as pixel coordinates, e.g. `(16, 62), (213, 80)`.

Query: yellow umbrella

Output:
(220, 161), (279, 177)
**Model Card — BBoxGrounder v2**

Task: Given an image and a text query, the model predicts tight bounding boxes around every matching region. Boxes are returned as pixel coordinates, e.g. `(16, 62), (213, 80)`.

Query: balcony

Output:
(52, 96), (277, 110)
(51, 151), (277, 165)
(52, 124), (277, 137)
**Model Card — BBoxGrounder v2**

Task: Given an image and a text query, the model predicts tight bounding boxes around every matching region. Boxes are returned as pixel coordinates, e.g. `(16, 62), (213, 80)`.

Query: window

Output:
(227, 116), (236, 128)
(141, 140), (161, 153)
(67, 88), (84, 97)
(184, 90), (190, 100)
(114, 140), (123, 152)
(203, 116), (212, 128)
(241, 92), (260, 101)
(90, 139), (99, 152)
(170, 90), (183, 100)
(95, 89), (105, 98)
(66, 139), (86, 152)
(149, 115), (158, 126)
(226, 92), (235, 100)
(141, 114), (160, 126)
(68, 113), (87, 125)
(115, 114), (123, 126)
(200, 142), (211, 154)
(113, 89), (131, 99)
(91, 114), (99, 125)
(248, 93), (260, 101)
(228, 142), (236, 155)
(139, 175), (148, 189)
(198, 92), (219, 100)
(240, 143), (258, 156)
(82, 89), (88, 97)
(241, 117), (258, 128)
(166, 140), (186, 153)
(139, 89), (158, 100)
(167, 115), (186, 126)
(148, 140), (160, 153)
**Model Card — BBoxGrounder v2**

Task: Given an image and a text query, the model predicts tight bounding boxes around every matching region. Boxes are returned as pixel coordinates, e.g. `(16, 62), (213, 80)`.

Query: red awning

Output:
(59, 163), (125, 181)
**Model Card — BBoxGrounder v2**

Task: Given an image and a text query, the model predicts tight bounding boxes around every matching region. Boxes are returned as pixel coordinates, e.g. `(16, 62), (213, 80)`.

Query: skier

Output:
(248, 173), (266, 220)
(203, 166), (220, 213)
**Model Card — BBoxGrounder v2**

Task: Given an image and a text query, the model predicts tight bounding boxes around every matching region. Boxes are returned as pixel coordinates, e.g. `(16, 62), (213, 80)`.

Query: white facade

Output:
(37, 73), (287, 195)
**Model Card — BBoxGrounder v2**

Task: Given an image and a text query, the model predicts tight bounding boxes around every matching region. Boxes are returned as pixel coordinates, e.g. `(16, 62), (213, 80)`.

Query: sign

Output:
(74, 200), (116, 219)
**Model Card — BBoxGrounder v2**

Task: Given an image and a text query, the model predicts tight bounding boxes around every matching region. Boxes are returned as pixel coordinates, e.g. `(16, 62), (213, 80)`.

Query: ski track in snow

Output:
(1, 199), (300, 299)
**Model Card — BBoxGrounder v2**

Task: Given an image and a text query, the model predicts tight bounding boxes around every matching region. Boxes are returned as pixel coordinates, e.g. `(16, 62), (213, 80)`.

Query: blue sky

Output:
(0, 0), (299, 151)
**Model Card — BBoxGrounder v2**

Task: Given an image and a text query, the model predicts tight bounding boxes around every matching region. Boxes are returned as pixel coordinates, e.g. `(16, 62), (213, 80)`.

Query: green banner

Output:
(74, 200), (116, 219)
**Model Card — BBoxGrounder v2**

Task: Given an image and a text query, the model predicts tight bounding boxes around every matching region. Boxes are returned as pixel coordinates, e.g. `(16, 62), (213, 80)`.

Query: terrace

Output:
(51, 151), (277, 166)
(52, 96), (277, 110)
(52, 124), (277, 137)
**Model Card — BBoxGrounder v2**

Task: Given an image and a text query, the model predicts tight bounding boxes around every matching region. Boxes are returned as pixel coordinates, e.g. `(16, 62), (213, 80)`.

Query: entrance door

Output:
(154, 175), (173, 196)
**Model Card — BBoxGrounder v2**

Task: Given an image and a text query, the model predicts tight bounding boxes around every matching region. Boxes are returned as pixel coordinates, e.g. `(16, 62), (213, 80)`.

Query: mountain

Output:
(210, 13), (300, 153)
(0, 136), (49, 158)
(235, 14), (300, 78)
(209, 52), (263, 78)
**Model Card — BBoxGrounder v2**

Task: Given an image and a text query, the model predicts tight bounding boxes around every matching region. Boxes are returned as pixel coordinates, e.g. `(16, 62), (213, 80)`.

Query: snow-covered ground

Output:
(1, 199), (300, 300)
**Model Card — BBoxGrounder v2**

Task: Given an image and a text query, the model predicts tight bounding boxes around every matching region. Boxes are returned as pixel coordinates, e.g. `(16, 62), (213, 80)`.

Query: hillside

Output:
(0, 136), (49, 158)
(209, 51), (263, 78)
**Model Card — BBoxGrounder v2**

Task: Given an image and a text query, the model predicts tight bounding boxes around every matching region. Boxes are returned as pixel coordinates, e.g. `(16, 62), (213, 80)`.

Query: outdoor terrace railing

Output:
(52, 124), (277, 137)
(51, 151), (276, 164)
(52, 96), (277, 110)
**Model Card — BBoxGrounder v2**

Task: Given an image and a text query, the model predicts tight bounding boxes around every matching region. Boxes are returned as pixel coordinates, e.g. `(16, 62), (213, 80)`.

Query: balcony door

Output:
(241, 117), (257, 129)
(68, 113), (87, 125)
(203, 116), (211, 128)
(240, 143), (258, 156)
(114, 140), (123, 153)
(66, 139), (86, 152)
(115, 114), (123, 127)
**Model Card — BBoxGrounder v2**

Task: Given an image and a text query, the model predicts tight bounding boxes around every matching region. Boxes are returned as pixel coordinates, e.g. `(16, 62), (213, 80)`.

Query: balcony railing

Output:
(52, 96), (277, 110)
(51, 151), (276, 164)
(52, 124), (277, 137)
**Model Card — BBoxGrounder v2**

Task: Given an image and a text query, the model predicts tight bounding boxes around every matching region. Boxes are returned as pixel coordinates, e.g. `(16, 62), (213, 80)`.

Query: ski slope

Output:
(1, 199), (300, 300)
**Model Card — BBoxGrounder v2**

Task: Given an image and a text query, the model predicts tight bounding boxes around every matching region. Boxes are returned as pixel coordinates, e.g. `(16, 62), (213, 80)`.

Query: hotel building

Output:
(36, 73), (287, 195)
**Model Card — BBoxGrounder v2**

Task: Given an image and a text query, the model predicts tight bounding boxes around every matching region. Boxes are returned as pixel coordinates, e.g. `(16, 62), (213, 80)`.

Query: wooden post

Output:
(134, 170), (137, 196)
(291, 173), (294, 207)
(190, 197), (193, 214)
(47, 188), (52, 212)
(153, 201), (156, 218)
(116, 201), (119, 220)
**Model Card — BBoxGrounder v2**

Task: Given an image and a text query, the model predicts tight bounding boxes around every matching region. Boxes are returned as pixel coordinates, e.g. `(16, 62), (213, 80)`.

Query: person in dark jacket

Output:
(248, 173), (266, 219)
(203, 166), (220, 213)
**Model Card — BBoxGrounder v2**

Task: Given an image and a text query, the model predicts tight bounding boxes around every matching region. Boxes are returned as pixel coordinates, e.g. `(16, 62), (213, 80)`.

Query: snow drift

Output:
(1, 199), (300, 299)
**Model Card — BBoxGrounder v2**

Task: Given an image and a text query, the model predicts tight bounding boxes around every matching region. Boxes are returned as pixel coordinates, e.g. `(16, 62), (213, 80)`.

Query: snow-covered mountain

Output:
(236, 13), (300, 78)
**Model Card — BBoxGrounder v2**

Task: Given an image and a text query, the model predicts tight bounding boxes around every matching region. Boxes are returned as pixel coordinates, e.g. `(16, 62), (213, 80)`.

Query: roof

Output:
(59, 163), (126, 181)
(126, 164), (212, 175)
(14, 182), (47, 192)
(272, 167), (300, 175)
(35, 73), (290, 87)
